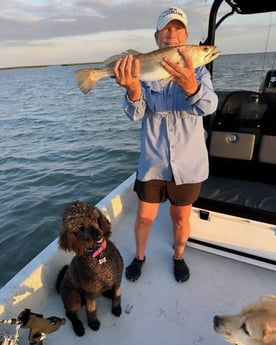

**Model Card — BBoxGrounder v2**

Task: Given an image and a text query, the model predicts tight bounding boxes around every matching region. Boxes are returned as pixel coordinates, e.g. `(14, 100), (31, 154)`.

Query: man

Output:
(113, 6), (218, 282)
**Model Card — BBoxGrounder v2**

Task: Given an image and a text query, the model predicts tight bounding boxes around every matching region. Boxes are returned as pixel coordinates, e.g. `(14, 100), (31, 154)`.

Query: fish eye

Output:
(240, 322), (250, 336)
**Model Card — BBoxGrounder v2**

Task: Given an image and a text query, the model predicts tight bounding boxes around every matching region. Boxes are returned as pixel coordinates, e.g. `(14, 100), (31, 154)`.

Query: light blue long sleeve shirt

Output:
(123, 66), (218, 185)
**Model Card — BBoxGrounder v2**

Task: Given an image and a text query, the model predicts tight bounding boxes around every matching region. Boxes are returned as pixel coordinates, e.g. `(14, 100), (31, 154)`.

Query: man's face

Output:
(155, 20), (188, 48)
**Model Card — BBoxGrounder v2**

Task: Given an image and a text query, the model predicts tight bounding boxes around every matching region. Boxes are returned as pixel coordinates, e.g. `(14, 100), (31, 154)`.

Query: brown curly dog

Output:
(55, 200), (124, 337)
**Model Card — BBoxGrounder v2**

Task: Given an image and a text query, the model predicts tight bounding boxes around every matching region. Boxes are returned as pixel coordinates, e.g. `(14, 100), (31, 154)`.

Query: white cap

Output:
(156, 7), (188, 31)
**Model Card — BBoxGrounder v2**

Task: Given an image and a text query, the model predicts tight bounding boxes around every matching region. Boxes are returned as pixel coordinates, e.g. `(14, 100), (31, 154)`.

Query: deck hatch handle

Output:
(199, 210), (210, 221)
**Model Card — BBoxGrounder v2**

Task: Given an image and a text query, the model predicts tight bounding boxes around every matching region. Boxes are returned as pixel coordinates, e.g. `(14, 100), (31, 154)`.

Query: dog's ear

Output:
(97, 210), (112, 238)
(58, 225), (73, 251)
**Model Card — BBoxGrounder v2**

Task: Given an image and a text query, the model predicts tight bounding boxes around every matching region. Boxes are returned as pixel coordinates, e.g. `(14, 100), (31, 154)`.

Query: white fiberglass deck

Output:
(0, 175), (275, 345)
(42, 210), (276, 344)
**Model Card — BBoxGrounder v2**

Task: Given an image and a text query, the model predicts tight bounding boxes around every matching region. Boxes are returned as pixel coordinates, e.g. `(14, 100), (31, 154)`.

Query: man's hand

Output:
(161, 48), (199, 96)
(113, 55), (141, 101)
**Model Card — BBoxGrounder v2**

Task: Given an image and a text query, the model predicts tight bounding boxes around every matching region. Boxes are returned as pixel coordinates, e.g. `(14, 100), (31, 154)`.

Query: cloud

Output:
(0, 0), (208, 42)
(0, 0), (275, 67)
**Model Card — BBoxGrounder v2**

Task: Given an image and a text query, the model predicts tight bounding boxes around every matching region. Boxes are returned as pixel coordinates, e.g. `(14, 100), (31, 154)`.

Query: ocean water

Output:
(0, 51), (275, 287)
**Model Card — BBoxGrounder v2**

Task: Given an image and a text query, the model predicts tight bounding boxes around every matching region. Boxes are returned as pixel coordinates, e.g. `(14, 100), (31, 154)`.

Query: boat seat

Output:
(259, 135), (276, 164)
(196, 175), (276, 224)
(209, 131), (255, 160)
(211, 90), (265, 130)
(208, 91), (267, 160)
(260, 69), (276, 109)
(260, 69), (276, 92)
(258, 107), (276, 164)
(201, 89), (276, 217)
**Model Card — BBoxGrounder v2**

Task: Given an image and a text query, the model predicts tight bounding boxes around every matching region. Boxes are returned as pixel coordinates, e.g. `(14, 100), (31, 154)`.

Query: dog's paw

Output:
(88, 319), (100, 331)
(65, 311), (85, 336)
(112, 305), (122, 317)
(72, 320), (85, 337)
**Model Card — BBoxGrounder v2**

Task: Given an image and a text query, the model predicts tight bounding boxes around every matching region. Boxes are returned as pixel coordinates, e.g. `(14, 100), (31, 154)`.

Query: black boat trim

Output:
(188, 237), (276, 266)
(194, 197), (276, 225)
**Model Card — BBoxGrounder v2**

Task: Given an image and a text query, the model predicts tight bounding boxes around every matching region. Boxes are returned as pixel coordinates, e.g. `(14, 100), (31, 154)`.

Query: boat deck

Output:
(0, 174), (275, 345)
(5, 196), (274, 345)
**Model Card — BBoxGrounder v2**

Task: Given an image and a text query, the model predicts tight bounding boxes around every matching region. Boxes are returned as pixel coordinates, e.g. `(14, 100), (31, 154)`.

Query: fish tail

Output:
(74, 68), (107, 94)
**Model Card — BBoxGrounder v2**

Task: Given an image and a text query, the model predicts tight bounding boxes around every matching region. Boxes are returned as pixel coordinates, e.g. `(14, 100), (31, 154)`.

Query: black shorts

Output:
(134, 179), (201, 206)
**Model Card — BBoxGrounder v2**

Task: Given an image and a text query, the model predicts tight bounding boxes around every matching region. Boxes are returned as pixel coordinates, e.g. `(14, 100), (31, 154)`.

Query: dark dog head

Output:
(58, 200), (111, 256)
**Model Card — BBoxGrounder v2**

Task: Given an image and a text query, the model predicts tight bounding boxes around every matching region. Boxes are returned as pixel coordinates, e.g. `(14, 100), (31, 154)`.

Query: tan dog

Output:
(213, 295), (276, 345)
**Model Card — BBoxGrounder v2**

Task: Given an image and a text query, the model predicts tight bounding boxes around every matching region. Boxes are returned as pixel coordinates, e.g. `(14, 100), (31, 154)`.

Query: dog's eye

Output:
(79, 225), (86, 233)
(240, 322), (250, 336)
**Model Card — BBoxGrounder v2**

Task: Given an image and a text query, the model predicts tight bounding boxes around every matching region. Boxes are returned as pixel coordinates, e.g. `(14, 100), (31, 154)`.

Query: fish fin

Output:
(103, 49), (142, 66)
(103, 54), (124, 66)
(74, 69), (97, 94)
(126, 49), (141, 56)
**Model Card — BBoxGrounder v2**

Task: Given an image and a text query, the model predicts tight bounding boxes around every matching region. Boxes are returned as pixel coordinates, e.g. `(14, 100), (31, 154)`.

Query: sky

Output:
(0, 0), (275, 68)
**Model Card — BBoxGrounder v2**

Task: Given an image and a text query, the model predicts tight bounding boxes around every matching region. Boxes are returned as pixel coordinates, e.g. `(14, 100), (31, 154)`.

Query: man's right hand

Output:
(113, 55), (141, 101)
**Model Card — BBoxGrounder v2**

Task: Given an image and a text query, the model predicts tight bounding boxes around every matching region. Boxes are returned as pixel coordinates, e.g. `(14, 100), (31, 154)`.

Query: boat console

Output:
(196, 70), (276, 225)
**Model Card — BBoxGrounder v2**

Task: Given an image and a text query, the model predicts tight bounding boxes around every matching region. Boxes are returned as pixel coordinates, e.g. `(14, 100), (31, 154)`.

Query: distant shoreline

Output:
(0, 50), (275, 71)
(0, 65), (49, 70)
(0, 62), (102, 71)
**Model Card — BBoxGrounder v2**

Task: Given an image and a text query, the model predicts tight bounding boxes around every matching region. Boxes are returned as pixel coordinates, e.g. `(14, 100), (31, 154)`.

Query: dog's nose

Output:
(86, 225), (103, 240)
(94, 233), (103, 242)
(91, 228), (104, 242)
(213, 315), (220, 327)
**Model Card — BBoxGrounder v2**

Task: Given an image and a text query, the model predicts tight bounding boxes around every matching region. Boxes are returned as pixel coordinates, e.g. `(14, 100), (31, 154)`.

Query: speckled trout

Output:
(74, 45), (220, 94)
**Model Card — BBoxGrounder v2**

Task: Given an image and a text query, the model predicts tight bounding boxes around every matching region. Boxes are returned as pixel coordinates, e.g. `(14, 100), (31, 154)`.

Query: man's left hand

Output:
(161, 48), (199, 96)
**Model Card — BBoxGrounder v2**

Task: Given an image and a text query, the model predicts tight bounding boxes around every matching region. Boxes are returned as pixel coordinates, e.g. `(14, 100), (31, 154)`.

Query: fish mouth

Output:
(206, 47), (221, 62)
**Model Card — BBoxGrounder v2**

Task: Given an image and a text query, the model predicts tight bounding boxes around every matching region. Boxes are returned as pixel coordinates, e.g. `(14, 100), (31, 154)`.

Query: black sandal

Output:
(173, 258), (190, 282)
(125, 257), (146, 281)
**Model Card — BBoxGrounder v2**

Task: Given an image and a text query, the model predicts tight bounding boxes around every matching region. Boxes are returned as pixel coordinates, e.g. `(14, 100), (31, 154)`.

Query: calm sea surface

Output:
(0, 52), (275, 287)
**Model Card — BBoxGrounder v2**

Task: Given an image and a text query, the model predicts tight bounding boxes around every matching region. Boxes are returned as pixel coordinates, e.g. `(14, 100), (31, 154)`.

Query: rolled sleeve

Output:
(185, 68), (218, 115)
(123, 93), (146, 121)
